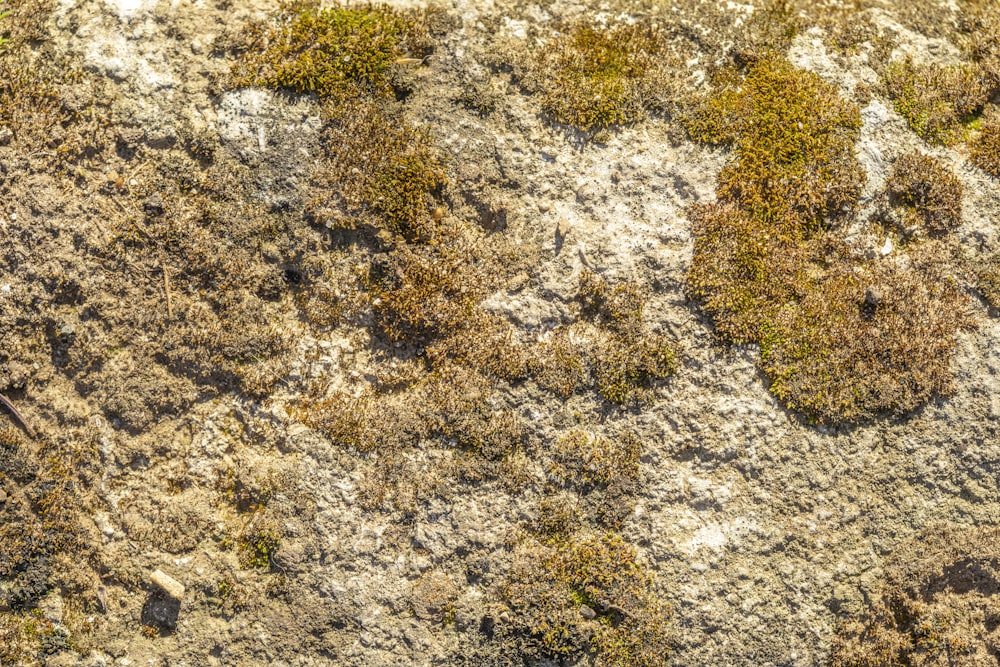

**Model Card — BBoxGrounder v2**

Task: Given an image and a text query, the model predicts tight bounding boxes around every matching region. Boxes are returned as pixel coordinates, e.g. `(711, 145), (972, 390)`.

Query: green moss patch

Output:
(882, 58), (995, 146)
(685, 54), (968, 424)
(231, 2), (431, 101)
(516, 21), (679, 132)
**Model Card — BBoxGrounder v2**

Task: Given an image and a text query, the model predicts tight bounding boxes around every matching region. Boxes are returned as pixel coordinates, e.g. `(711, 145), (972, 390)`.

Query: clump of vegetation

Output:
(549, 429), (642, 528)
(685, 54), (969, 423)
(956, 0), (1000, 83)
(293, 388), (426, 452)
(882, 57), (994, 145)
(684, 54), (863, 345)
(731, 0), (801, 63)
(236, 512), (283, 570)
(551, 430), (639, 490)
(577, 270), (645, 333)
(532, 325), (590, 398)
(884, 151), (963, 236)
(819, 10), (878, 57)
(977, 255), (1000, 310)
(970, 107), (1000, 178)
(231, 2), (431, 101)
(761, 248), (967, 421)
(531, 272), (678, 406)
(516, 20), (679, 131)
(362, 240), (487, 343)
(685, 56), (863, 233)
(232, 3), (447, 243)
(577, 272), (678, 392)
(830, 524), (1000, 667)
(308, 98), (446, 240)
(501, 532), (672, 666)
(592, 332), (677, 406)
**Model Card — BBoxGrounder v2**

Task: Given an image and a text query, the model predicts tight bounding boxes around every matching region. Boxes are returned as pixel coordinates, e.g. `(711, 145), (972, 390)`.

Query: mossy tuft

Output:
(531, 272), (678, 406)
(882, 57), (995, 145)
(517, 20), (679, 132)
(231, 2), (430, 101)
(685, 54), (968, 423)
(970, 106), (1000, 178)
(830, 525), (1000, 667)
(501, 532), (672, 666)
(884, 151), (963, 236)
(308, 98), (446, 240)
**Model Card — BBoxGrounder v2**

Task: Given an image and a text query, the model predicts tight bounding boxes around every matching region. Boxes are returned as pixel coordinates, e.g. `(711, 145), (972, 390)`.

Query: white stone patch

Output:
(500, 17), (529, 40)
(214, 88), (322, 156)
(103, 0), (155, 20)
(83, 32), (178, 91)
(675, 515), (758, 556)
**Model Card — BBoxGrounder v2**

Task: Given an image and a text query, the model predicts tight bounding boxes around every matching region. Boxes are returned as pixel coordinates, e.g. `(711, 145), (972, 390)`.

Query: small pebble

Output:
(0, 489), (6, 503)
(580, 605), (597, 620)
(151, 569), (185, 601)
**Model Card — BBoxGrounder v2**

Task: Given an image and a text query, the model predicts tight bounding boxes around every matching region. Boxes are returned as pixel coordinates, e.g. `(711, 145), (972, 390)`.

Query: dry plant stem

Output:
(163, 265), (173, 319)
(0, 392), (34, 438)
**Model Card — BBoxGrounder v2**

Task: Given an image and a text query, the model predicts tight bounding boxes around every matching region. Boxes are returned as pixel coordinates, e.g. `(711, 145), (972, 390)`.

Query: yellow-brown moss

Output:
(830, 525), (1000, 667)
(882, 58), (994, 146)
(970, 107), (1000, 178)
(501, 532), (672, 666)
(884, 151), (963, 236)
(308, 99), (446, 241)
(572, 271), (679, 405)
(231, 2), (430, 101)
(550, 430), (639, 490)
(516, 20), (679, 132)
(532, 325), (590, 398)
(593, 331), (677, 406)
(977, 255), (1000, 311)
(685, 54), (969, 423)
(548, 430), (642, 527)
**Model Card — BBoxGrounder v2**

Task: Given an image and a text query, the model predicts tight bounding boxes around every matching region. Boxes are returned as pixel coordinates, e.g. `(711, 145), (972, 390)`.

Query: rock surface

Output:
(0, 0), (998, 666)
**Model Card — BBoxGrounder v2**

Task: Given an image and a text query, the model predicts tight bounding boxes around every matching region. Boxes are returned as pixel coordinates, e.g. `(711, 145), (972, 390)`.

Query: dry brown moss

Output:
(977, 255), (1000, 311)
(548, 429), (642, 528)
(760, 245), (968, 422)
(529, 272), (678, 406)
(579, 271), (678, 404)
(885, 151), (963, 236)
(956, 0), (1000, 83)
(501, 532), (672, 666)
(550, 430), (639, 490)
(882, 58), (994, 146)
(516, 20), (680, 132)
(686, 54), (969, 423)
(103, 157), (295, 403)
(292, 387), (427, 452)
(308, 99), (446, 241)
(532, 324), (590, 398)
(230, 2), (432, 101)
(831, 525), (1000, 667)
(970, 107), (1000, 178)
